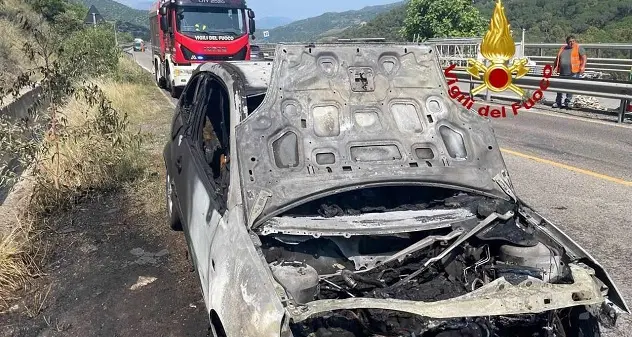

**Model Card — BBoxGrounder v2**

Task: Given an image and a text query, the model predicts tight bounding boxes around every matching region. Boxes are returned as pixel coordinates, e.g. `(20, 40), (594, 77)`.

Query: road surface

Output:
(130, 48), (632, 336)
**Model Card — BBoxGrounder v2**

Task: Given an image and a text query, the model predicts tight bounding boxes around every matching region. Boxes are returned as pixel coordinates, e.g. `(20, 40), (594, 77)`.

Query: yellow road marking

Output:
(500, 148), (632, 187)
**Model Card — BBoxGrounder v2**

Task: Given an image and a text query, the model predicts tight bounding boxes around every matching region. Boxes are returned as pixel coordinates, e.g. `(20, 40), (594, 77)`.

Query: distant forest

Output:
(340, 0), (632, 45)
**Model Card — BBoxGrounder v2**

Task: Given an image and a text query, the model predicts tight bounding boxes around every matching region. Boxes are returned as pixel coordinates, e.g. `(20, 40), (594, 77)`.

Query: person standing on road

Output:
(553, 35), (587, 109)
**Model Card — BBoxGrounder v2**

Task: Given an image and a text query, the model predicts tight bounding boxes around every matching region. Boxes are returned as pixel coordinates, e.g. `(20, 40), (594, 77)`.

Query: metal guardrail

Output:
(450, 70), (632, 123)
(524, 43), (632, 51)
(245, 43), (632, 122)
(528, 56), (632, 74)
(119, 43), (134, 55)
(530, 56), (632, 65)
(424, 40), (632, 51)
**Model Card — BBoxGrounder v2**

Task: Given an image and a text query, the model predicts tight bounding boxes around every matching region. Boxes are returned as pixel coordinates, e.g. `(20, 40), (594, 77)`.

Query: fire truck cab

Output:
(149, 0), (256, 98)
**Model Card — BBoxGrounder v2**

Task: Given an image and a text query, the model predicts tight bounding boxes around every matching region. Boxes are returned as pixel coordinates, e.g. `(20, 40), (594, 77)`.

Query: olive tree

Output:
(401, 0), (487, 41)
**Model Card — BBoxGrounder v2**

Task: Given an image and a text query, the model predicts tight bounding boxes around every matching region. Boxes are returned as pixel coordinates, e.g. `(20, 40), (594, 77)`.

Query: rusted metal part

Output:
(258, 208), (476, 237)
(288, 263), (604, 322)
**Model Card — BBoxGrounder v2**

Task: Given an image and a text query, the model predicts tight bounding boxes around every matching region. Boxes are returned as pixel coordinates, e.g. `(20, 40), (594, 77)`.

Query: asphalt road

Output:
(131, 49), (632, 336)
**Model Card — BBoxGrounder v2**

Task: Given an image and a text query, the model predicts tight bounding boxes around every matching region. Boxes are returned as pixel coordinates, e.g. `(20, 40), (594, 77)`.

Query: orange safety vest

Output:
(555, 44), (581, 73)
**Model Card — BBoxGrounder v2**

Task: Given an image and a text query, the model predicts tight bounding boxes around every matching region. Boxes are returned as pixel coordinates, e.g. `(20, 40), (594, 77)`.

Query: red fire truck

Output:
(149, 0), (256, 98)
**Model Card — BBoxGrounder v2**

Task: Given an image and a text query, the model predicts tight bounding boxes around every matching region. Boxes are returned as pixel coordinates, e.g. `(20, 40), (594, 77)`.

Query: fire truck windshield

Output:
(176, 7), (246, 37)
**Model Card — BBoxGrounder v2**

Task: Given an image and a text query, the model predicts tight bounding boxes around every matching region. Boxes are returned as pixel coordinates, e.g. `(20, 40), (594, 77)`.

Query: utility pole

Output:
(114, 21), (118, 46)
(521, 28), (526, 58)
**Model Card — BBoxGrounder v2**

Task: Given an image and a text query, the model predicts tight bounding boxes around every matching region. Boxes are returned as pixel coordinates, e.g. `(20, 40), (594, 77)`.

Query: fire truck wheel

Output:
(170, 85), (182, 98)
(155, 66), (166, 88)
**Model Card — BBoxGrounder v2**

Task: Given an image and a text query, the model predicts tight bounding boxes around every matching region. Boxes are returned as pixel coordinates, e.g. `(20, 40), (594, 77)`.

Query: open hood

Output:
(235, 43), (516, 228)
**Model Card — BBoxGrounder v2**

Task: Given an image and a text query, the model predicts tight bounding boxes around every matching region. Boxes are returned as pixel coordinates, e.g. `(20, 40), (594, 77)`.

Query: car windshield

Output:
(176, 7), (245, 36)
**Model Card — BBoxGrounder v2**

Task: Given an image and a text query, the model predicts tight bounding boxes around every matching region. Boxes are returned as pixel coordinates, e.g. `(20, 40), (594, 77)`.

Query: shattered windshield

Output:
(176, 6), (245, 37)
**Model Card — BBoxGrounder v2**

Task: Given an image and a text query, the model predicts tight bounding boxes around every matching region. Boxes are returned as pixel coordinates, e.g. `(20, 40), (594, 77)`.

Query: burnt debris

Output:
(282, 186), (516, 219)
(254, 187), (589, 337)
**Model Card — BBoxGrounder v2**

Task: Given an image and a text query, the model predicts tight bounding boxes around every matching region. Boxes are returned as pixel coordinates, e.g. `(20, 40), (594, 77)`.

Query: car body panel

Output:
(208, 205), (286, 336)
(234, 43), (515, 229)
(166, 60), (284, 333)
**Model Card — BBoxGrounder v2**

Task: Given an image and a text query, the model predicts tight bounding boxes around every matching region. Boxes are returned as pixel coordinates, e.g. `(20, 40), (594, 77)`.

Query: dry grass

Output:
(0, 211), (39, 308)
(115, 57), (174, 237)
(0, 0), (46, 90)
(0, 56), (170, 309)
(28, 85), (146, 214)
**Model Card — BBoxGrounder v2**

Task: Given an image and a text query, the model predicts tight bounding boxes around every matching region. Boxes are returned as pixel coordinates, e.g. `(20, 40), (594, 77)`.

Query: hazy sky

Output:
(245, 0), (397, 20)
(123, 0), (399, 20)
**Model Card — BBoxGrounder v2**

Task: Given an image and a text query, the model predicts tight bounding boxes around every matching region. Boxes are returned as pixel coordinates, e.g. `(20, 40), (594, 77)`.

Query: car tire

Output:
(166, 174), (182, 231)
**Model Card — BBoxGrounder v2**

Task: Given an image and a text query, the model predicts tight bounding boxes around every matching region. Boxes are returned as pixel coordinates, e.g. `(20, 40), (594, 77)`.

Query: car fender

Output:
(518, 199), (630, 315)
(207, 204), (285, 336)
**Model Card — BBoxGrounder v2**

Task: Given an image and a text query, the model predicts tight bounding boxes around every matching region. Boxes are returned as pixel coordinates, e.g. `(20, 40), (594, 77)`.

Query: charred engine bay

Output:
(282, 186), (512, 219)
(254, 187), (580, 336)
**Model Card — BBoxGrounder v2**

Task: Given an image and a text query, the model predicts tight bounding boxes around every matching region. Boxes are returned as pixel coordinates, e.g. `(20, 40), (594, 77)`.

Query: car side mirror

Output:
(160, 16), (167, 32)
(159, 7), (166, 15)
(249, 18), (255, 35)
(248, 9), (255, 19)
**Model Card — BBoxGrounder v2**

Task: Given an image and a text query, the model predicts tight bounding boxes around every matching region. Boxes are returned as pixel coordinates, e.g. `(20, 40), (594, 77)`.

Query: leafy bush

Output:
(402, 0), (486, 41)
(60, 25), (120, 78)
(29, 79), (144, 213)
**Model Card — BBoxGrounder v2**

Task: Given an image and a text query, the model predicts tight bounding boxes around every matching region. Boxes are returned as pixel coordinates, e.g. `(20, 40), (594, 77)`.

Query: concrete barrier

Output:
(0, 85), (46, 122)
(0, 85), (50, 204)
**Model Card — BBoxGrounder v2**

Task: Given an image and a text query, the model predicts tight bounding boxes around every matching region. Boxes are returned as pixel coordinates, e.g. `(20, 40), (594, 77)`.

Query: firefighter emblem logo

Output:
(466, 0), (529, 97)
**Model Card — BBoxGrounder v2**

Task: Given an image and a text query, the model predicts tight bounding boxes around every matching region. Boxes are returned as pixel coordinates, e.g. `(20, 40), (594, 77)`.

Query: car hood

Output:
(235, 43), (516, 228)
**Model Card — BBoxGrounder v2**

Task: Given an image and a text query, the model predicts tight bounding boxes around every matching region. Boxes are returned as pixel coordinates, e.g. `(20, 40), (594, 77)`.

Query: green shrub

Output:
(60, 25), (120, 78)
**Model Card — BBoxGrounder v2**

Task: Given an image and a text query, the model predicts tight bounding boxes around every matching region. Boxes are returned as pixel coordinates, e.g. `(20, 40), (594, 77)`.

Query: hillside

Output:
(473, 0), (632, 43)
(75, 0), (146, 26)
(254, 1), (406, 43)
(74, 0), (149, 39)
(340, 0), (632, 44)
(338, 3), (407, 41)
(0, 0), (48, 90)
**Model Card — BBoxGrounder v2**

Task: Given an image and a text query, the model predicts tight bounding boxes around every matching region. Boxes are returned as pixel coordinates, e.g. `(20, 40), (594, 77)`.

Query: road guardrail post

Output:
(618, 99), (630, 123)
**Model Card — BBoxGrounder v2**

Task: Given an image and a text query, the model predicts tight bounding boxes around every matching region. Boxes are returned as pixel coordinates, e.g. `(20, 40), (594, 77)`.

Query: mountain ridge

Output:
(339, 0), (632, 45)
(254, 1), (406, 42)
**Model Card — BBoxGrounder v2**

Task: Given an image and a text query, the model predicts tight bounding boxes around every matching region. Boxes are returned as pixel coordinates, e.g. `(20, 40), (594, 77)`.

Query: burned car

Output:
(162, 43), (629, 337)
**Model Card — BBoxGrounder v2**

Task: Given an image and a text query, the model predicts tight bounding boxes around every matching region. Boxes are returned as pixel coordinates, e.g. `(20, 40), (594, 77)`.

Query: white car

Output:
(163, 43), (629, 337)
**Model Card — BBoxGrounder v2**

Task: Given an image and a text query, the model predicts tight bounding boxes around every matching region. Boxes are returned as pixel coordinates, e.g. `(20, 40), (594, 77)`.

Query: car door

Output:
(167, 72), (201, 225)
(172, 73), (226, 307)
